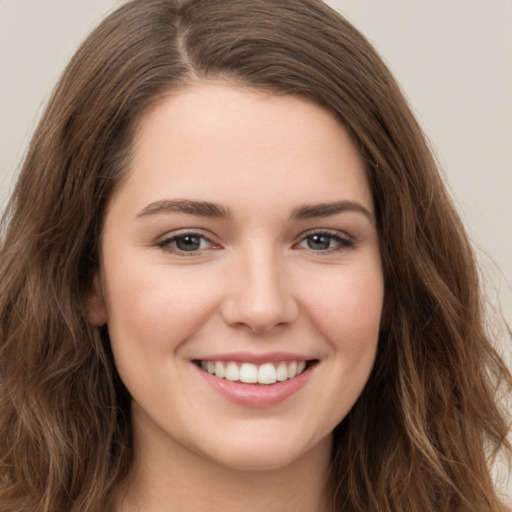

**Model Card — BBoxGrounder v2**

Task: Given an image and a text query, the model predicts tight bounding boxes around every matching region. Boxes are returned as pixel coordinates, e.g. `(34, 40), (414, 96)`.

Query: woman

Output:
(0, 0), (510, 511)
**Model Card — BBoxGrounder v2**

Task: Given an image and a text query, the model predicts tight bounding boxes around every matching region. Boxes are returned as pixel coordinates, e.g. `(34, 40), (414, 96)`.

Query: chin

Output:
(193, 430), (332, 473)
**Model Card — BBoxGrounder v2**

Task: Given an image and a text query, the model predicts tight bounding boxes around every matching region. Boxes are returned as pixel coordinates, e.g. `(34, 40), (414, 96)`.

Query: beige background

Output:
(1, 0), (511, 496)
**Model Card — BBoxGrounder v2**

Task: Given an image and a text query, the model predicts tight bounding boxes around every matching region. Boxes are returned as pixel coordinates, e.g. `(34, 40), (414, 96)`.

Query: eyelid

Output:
(156, 229), (221, 255)
(155, 228), (354, 256)
(293, 228), (354, 252)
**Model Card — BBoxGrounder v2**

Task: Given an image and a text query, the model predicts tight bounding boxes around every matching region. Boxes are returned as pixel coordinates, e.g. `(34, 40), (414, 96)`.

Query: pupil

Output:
(308, 234), (330, 250)
(176, 235), (201, 251)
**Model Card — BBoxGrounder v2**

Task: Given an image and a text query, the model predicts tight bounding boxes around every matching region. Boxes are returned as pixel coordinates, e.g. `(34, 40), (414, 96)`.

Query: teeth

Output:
(258, 363), (276, 384)
(199, 360), (309, 384)
(214, 361), (226, 379)
(276, 362), (288, 381)
(239, 363), (258, 383)
(287, 361), (297, 379)
(225, 362), (239, 381)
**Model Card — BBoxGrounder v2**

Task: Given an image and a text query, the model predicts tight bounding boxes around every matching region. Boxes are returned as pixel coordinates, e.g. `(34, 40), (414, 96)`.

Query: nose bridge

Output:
(221, 241), (297, 333)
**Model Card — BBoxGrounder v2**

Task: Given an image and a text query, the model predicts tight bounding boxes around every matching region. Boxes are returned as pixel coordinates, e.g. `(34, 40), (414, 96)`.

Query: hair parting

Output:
(0, 1), (510, 510)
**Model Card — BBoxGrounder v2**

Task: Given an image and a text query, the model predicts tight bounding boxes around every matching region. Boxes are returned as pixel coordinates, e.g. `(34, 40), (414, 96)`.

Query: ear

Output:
(86, 273), (108, 326)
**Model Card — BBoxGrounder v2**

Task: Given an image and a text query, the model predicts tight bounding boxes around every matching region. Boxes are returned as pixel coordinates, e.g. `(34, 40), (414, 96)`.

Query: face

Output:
(91, 82), (384, 472)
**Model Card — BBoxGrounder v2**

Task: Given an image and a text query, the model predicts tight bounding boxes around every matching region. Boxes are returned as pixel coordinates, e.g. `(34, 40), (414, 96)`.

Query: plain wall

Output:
(1, 0), (511, 496)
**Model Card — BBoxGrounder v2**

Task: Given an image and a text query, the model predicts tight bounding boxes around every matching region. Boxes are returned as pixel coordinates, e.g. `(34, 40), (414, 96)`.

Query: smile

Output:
(193, 357), (318, 407)
(196, 360), (310, 384)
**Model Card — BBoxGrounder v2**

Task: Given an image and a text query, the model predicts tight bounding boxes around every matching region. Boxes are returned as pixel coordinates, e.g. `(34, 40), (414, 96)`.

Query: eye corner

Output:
(156, 230), (222, 256)
(293, 229), (355, 254)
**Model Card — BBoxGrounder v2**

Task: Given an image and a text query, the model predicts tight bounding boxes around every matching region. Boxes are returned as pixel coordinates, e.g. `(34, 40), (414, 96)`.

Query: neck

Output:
(115, 414), (333, 512)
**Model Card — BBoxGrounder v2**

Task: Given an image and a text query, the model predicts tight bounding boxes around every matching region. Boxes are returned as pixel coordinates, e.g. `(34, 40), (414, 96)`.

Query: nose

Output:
(220, 246), (299, 335)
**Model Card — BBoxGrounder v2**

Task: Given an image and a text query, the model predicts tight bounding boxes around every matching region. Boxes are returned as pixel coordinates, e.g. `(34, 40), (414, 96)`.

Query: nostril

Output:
(219, 273), (299, 333)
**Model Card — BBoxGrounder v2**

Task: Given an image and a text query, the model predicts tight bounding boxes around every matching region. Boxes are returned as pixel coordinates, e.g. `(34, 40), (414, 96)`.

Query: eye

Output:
(295, 230), (353, 252)
(158, 232), (215, 254)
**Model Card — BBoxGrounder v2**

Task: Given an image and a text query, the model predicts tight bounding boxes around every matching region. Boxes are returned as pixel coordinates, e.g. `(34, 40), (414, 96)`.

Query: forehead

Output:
(114, 81), (373, 218)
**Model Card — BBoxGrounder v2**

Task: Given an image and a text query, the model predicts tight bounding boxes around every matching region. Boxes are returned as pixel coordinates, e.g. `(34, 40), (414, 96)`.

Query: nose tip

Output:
(222, 297), (298, 335)
(229, 299), (292, 335)
(220, 258), (298, 335)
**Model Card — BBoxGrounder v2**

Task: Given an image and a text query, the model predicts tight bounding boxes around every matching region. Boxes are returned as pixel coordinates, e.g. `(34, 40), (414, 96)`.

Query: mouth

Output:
(193, 356), (319, 407)
(193, 359), (317, 385)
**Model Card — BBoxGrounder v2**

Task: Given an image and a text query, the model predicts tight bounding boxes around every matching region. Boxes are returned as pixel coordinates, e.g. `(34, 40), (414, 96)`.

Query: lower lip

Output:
(194, 363), (314, 408)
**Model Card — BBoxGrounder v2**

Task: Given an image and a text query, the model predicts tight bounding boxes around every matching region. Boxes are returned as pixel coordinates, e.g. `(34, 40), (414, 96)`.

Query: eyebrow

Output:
(289, 200), (373, 221)
(136, 199), (233, 219)
(135, 199), (372, 221)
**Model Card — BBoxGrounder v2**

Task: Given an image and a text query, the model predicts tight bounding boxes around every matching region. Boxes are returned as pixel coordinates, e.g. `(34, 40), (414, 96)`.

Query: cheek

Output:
(103, 262), (222, 353)
(292, 264), (383, 435)
(302, 265), (384, 352)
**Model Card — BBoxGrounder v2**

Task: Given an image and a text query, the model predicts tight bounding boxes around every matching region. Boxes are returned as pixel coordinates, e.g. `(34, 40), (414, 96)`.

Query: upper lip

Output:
(193, 351), (314, 364)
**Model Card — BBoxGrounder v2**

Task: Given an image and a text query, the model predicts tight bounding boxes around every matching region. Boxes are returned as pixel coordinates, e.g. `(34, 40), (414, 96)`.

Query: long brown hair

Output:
(1, 1), (510, 510)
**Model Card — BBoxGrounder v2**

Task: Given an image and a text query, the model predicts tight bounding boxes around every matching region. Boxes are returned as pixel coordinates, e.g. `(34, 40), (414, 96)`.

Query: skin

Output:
(89, 82), (384, 512)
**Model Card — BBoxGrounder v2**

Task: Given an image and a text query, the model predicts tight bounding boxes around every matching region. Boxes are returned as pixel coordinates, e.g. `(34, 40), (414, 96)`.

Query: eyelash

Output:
(157, 231), (215, 256)
(157, 230), (354, 256)
(294, 230), (354, 253)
